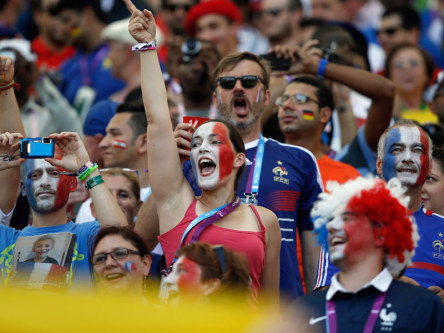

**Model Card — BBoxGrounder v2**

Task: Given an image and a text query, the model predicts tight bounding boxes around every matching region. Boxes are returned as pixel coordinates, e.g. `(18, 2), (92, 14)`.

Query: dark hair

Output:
(382, 5), (420, 30)
(288, 0), (303, 11)
(432, 147), (444, 173)
(176, 242), (250, 298)
(299, 17), (325, 29)
(290, 76), (335, 111)
(124, 87), (143, 104)
(384, 43), (435, 89)
(197, 119), (246, 191)
(116, 101), (148, 141)
(50, 0), (110, 24)
(213, 52), (271, 89)
(93, 226), (149, 257)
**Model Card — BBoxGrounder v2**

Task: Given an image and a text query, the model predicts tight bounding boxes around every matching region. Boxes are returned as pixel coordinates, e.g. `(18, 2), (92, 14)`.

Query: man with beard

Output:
(257, 0), (303, 48)
(51, 0), (124, 107)
(167, 38), (220, 118)
(0, 55), (127, 290)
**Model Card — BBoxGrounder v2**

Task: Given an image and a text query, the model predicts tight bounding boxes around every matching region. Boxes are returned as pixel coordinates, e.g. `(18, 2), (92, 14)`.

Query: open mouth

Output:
(329, 236), (346, 248)
(199, 158), (216, 176)
(232, 97), (248, 116)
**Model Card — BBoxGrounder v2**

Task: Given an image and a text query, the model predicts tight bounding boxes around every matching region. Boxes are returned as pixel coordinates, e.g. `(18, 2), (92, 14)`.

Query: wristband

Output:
(85, 175), (104, 190)
(317, 58), (328, 78)
(132, 40), (157, 52)
(0, 80), (21, 95)
(76, 161), (95, 177)
(79, 163), (98, 181)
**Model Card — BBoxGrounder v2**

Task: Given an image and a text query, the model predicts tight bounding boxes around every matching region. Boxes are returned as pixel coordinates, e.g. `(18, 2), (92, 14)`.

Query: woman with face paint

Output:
(92, 226), (152, 295)
(125, 0), (281, 302)
(162, 242), (251, 304)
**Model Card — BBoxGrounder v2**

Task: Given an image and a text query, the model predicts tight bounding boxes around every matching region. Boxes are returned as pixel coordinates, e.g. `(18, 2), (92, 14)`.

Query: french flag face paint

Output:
(383, 126), (430, 186)
(23, 159), (71, 214)
(113, 139), (127, 150)
(190, 122), (236, 190)
(124, 261), (137, 272)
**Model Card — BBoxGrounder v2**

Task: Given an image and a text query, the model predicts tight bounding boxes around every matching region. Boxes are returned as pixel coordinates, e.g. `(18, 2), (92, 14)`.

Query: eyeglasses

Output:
(91, 248), (141, 265)
(275, 93), (319, 106)
(217, 75), (264, 90)
(166, 4), (191, 12)
(377, 26), (402, 36)
(257, 8), (284, 17)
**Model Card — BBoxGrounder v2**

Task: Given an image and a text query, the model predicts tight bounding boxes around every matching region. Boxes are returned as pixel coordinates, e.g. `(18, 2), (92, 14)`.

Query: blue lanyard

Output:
(179, 202), (229, 247)
(245, 133), (265, 196)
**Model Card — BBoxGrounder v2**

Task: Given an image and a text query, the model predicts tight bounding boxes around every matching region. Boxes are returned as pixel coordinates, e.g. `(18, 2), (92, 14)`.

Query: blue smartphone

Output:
(20, 137), (55, 158)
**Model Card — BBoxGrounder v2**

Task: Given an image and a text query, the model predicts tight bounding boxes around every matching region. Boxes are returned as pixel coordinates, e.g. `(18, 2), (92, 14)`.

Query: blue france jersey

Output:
(240, 138), (323, 298)
(404, 209), (444, 288)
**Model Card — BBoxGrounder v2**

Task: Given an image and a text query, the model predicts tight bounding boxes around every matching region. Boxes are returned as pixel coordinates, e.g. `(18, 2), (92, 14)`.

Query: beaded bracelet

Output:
(78, 163), (98, 181)
(0, 80), (21, 95)
(85, 175), (104, 190)
(317, 58), (328, 78)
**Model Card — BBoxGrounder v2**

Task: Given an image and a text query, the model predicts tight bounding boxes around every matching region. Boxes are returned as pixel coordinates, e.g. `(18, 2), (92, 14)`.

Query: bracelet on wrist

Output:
(76, 161), (95, 177)
(317, 58), (328, 78)
(0, 80), (21, 95)
(78, 163), (98, 181)
(85, 175), (104, 190)
(132, 40), (157, 52)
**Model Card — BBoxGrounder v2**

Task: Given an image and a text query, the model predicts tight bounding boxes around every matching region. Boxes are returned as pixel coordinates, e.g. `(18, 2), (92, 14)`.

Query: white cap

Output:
(0, 39), (37, 63)
(101, 18), (164, 47)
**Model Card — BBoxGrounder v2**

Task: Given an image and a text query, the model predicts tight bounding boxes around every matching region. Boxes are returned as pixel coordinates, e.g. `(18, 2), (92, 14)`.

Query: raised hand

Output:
(124, 0), (156, 43)
(46, 132), (91, 173)
(0, 132), (24, 171)
(0, 56), (14, 85)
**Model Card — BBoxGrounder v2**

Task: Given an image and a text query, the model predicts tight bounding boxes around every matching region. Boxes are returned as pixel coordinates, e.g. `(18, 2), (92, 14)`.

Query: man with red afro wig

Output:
(291, 176), (444, 332)
(184, 0), (242, 57)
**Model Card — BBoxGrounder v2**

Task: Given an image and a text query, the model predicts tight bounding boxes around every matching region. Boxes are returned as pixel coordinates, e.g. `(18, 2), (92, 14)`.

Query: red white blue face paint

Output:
(22, 159), (71, 214)
(124, 261), (137, 272)
(113, 139), (127, 150)
(382, 126), (430, 186)
(190, 122), (236, 190)
(256, 86), (262, 103)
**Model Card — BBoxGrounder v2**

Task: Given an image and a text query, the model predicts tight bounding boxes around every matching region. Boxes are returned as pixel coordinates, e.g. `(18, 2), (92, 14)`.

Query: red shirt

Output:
(31, 37), (76, 70)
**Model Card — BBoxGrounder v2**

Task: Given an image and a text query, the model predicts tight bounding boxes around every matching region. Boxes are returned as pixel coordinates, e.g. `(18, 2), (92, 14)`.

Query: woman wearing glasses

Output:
(124, 0), (280, 302)
(92, 226), (152, 295)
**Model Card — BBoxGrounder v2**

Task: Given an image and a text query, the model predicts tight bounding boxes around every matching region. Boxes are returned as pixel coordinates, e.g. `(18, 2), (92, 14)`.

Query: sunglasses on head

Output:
(166, 4), (191, 12)
(91, 247), (141, 265)
(377, 26), (402, 36)
(217, 75), (264, 90)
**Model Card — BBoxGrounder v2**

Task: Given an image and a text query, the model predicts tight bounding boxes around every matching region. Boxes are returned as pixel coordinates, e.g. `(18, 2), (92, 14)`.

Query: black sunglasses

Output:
(377, 26), (402, 36)
(257, 8), (283, 17)
(217, 75), (264, 89)
(91, 248), (141, 265)
(166, 4), (191, 12)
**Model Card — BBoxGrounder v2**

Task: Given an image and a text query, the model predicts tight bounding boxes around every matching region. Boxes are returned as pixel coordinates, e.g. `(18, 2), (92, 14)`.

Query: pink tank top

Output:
(158, 200), (266, 296)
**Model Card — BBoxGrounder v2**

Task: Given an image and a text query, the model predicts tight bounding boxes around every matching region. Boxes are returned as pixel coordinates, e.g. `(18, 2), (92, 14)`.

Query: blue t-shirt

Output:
(59, 44), (124, 105)
(0, 221), (100, 291)
(404, 209), (444, 288)
(185, 137), (323, 299)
